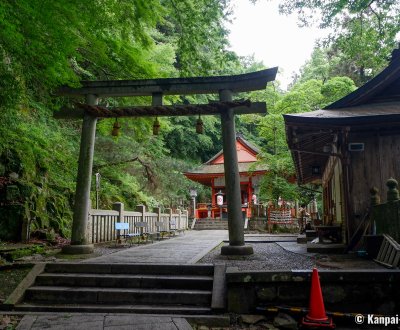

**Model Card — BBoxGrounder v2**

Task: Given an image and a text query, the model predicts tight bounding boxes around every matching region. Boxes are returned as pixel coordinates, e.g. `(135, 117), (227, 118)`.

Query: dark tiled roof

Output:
(284, 102), (400, 125)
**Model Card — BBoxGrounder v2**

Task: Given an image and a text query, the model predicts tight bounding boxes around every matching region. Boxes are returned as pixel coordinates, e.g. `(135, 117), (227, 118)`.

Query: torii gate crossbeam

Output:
(57, 68), (278, 255)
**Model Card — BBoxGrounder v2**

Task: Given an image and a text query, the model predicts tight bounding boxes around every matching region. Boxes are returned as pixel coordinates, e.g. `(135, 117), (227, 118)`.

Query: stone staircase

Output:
(13, 263), (222, 314)
(193, 218), (228, 230)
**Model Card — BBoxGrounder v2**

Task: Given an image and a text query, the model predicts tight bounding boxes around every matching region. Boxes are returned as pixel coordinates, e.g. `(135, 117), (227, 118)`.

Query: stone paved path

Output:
(16, 313), (193, 330)
(84, 230), (228, 264)
(16, 230), (228, 330)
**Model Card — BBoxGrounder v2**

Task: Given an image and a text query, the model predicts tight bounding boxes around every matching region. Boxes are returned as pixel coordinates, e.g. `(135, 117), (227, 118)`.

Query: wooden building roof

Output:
(284, 48), (400, 184)
(285, 102), (400, 125)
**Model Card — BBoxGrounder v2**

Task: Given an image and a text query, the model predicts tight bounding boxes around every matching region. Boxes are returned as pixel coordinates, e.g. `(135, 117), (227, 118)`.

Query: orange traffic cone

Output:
(300, 268), (335, 329)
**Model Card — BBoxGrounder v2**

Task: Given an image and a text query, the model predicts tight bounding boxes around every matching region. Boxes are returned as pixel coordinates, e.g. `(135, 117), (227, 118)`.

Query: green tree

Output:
(321, 76), (357, 104)
(278, 0), (400, 85)
(257, 75), (356, 202)
(0, 0), (240, 239)
(294, 48), (332, 84)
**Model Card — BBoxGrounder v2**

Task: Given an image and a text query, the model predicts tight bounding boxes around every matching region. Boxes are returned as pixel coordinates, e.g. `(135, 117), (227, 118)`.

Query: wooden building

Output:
(184, 135), (267, 219)
(283, 49), (400, 244)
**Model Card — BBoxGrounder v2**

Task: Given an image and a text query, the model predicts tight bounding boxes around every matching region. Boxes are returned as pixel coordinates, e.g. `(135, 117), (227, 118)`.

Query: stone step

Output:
(194, 228), (227, 231)
(194, 226), (227, 229)
(193, 222), (228, 230)
(195, 229), (227, 231)
(305, 230), (317, 238)
(194, 224), (227, 226)
(194, 220), (226, 223)
(35, 273), (213, 290)
(297, 235), (307, 244)
(25, 286), (212, 306)
(196, 221), (228, 226)
(195, 220), (227, 223)
(194, 223), (227, 226)
(14, 303), (212, 315)
(16, 263), (219, 315)
(44, 263), (214, 276)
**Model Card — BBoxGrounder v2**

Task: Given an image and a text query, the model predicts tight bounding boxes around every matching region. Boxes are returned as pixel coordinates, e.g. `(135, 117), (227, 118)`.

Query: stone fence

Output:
(227, 268), (400, 315)
(87, 203), (189, 244)
(371, 178), (400, 243)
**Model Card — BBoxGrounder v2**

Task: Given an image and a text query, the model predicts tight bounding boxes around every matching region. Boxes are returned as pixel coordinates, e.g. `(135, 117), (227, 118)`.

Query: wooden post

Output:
(386, 178), (399, 202)
(62, 94), (97, 254)
(165, 208), (173, 231)
(183, 210), (189, 229)
(370, 187), (380, 206)
(135, 204), (146, 238)
(154, 206), (161, 223)
(113, 202), (124, 242)
(219, 89), (253, 255)
(136, 204), (146, 222)
(178, 209), (182, 230)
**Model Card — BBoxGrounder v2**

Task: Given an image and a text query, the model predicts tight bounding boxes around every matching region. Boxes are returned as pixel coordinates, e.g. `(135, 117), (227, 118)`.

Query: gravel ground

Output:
(198, 242), (318, 270)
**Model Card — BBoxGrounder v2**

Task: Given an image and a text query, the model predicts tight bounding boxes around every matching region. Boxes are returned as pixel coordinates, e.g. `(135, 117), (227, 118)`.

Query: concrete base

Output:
(364, 235), (384, 259)
(226, 269), (400, 315)
(306, 243), (346, 254)
(305, 230), (317, 238)
(221, 244), (254, 256)
(296, 235), (307, 244)
(62, 244), (94, 255)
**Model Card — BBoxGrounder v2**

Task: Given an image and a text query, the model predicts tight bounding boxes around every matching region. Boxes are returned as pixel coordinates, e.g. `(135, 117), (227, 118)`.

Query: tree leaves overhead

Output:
(278, 0), (400, 85)
(164, 0), (232, 75)
(278, 0), (400, 29)
(256, 73), (356, 202)
(0, 0), (239, 235)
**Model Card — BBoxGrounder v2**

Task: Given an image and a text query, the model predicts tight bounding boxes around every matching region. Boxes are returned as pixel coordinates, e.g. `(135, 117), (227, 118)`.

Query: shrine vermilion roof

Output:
(184, 135), (267, 186)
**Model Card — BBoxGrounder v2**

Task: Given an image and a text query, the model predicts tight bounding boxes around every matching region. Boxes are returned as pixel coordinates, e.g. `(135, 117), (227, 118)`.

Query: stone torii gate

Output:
(57, 68), (278, 255)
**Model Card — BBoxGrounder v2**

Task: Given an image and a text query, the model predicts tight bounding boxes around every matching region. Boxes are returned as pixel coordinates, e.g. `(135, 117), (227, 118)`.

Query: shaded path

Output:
(17, 314), (193, 330)
(84, 230), (228, 264)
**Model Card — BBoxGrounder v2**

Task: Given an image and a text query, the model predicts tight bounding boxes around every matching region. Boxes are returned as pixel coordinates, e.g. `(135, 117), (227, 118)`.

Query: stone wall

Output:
(247, 220), (268, 231)
(371, 178), (400, 243)
(226, 268), (400, 315)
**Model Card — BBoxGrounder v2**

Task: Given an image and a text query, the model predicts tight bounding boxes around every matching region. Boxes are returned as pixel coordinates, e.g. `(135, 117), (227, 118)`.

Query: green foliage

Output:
(3, 245), (45, 262)
(0, 0), (238, 239)
(163, 116), (222, 162)
(295, 48), (332, 83)
(164, 0), (232, 75)
(329, 15), (398, 85)
(321, 76), (357, 104)
(257, 73), (356, 203)
(278, 0), (400, 85)
(278, 0), (400, 29)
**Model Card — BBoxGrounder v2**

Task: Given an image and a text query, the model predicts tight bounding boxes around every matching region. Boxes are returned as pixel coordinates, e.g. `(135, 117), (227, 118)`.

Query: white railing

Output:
(87, 203), (189, 244)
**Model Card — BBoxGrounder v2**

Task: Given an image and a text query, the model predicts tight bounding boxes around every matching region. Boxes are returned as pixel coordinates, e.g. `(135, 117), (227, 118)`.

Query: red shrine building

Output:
(184, 134), (267, 219)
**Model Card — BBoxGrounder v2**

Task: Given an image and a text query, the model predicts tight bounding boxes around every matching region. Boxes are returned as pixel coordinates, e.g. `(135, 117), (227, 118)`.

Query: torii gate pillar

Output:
(62, 94), (97, 254)
(219, 89), (253, 255)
